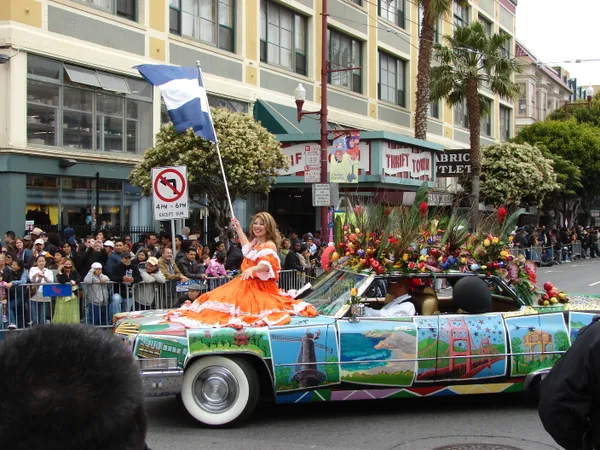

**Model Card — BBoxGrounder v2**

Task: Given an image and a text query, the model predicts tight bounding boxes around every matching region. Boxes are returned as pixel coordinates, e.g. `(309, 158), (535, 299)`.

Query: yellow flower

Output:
(438, 256), (443, 262)
(483, 239), (491, 247)
(492, 237), (499, 245)
(419, 255), (427, 262)
(350, 287), (358, 297)
(355, 228), (360, 234)
(500, 250), (509, 258)
(460, 257), (466, 264)
(402, 253), (409, 261)
(508, 236), (514, 243)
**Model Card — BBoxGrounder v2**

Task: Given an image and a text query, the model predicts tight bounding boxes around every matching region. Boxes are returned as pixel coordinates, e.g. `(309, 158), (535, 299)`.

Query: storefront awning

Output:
(253, 99), (320, 135)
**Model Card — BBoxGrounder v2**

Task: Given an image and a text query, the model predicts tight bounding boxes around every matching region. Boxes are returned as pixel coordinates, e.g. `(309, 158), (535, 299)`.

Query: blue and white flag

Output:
(135, 64), (217, 143)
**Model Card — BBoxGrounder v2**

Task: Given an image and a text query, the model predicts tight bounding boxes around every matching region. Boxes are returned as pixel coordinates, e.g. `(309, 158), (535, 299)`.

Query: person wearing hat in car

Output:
(178, 282), (203, 308)
(363, 278), (415, 317)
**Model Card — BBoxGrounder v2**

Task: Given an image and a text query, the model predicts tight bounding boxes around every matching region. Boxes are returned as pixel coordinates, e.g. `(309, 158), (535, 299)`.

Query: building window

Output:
(378, 52), (406, 107)
(454, 99), (468, 128)
(518, 83), (526, 116)
(350, 0), (362, 4)
(27, 55), (153, 154)
(500, 106), (511, 141)
(169, 0), (235, 53)
(418, 5), (439, 42)
(328, 29), (362, 94)
(379, 0), (405, 29)
(80, 0), (136, 20)
(500, 30), (511, 58)
(453, 0), (469, 28)
(481, 98), (492, 137)
(478, 13), (492, 35)
(428, 100), (440, 119)
(161, 94), (249, 126)
(260, 0), (307, 76)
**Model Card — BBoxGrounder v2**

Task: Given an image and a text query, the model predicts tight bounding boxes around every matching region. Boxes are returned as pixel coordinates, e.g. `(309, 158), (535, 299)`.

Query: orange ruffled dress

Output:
(165, 240), (317, 328)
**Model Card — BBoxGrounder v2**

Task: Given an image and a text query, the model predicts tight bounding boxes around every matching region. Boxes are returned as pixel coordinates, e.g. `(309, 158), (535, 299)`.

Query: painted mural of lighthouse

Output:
(271, 326), (339, 391)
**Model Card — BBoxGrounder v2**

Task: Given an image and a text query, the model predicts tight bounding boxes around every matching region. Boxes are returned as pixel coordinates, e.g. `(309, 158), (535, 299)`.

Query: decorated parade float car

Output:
(113, 186), (600, 427)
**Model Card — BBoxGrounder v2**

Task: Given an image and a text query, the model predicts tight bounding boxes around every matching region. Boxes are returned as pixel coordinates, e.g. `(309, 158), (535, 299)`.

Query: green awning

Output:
(253, 99), (320, 135)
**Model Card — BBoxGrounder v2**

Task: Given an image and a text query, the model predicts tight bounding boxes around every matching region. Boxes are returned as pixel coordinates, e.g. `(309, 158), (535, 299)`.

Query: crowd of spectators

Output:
(0, 227), (245, 330)
(510, 225), (597, 263)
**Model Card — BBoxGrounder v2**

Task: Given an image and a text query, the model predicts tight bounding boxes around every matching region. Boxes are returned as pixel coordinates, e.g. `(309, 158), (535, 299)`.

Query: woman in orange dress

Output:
(166, 212), (317, 328)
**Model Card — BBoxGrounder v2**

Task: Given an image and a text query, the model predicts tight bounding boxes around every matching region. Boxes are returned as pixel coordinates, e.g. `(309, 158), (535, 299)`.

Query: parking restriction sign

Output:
(152, 165), (189, 221)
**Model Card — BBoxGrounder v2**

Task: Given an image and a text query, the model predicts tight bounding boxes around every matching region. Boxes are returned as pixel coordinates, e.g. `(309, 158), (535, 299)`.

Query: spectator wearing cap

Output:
(306, 235), (317, 256)
(32, 238), (50, 260)
(106, 239), (126, 274)
(102, 240), (115, 275)
(135, 256), (166, 310)
(83, 262), (112, 325)
(179, 283), (202, 307)
(109, 252), (142, 315)
(30, 227), (43, 241)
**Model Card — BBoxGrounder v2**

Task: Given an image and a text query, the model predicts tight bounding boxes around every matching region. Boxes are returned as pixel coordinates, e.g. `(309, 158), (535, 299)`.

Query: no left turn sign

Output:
(152, 165), (190, 221)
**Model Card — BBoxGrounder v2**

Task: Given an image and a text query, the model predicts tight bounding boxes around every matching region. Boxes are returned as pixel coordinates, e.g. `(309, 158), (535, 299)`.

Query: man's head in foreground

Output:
(0, 324), (148, 450)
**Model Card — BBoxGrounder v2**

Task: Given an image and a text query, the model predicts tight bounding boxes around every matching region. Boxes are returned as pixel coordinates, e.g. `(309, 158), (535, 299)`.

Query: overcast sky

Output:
(516, 0), (600, 86)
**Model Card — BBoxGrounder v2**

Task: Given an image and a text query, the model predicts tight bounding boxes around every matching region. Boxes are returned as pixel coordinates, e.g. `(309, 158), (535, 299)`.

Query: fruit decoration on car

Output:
(322, 182), (564, 307)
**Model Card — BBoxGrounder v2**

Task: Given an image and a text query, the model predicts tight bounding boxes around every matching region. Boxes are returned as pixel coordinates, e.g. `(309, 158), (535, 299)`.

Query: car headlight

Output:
(139, 358), (179, 371)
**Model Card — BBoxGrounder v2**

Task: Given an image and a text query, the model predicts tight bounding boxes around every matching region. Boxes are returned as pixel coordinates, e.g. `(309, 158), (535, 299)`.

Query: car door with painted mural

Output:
(416, 314), (508, 382)
(339, 317), (418, 387)
(569, 311), (596, 342)
(505, 312), (570, 377)
(270, 321), (340, 395)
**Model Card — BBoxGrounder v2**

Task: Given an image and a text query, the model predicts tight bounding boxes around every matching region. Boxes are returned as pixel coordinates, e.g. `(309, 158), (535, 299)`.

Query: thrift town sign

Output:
(435, 150), (472, 177)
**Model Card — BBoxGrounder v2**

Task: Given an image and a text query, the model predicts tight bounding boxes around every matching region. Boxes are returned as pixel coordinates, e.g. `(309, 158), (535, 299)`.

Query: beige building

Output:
(0, 0), (517, 235)
(515, 41), (572, 134)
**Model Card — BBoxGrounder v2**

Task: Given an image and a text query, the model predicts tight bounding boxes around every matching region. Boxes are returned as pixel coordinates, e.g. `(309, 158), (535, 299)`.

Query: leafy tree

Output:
(511, 337), (523, 373)
(513, 120), (600, 224)
(547, 93), (600, 127)
(129, 108), (288, 235)
(475, 143), (558, 207)
(553, 331), (570, 352)
(430, 22), (520, 228)
(413, 0), (453, 140)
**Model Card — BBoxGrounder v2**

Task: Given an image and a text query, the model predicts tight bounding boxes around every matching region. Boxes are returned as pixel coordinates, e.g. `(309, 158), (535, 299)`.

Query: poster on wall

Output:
(329, 131), (360, 184)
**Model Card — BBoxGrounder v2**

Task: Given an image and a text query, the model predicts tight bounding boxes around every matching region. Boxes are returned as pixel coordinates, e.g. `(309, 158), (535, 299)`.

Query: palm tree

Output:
(414, 0), (453, 141)
(430, 22), (520, 228)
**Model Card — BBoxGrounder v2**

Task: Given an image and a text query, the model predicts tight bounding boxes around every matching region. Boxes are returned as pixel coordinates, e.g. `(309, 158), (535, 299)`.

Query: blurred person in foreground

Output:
(0, 324), (150, 450)
(539, 316), (600, 450)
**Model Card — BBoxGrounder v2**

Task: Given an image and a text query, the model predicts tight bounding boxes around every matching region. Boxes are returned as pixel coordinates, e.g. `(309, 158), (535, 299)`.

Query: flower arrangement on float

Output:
(322, 184), (567, 307)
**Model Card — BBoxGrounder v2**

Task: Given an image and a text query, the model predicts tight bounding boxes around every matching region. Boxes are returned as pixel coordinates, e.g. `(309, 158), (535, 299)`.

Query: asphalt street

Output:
(145, 261), (600, 450)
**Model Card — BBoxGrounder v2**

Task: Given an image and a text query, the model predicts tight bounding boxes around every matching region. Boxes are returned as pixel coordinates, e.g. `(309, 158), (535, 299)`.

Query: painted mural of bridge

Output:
(416, 315), (507, 381)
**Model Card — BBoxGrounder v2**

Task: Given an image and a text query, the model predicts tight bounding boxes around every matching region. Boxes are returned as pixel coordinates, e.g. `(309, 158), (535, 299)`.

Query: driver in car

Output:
(363, 279), (415, 317)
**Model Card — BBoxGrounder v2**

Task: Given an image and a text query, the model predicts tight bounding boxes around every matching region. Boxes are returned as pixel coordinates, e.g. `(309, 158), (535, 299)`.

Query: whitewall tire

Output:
(181, 356), (259, 427)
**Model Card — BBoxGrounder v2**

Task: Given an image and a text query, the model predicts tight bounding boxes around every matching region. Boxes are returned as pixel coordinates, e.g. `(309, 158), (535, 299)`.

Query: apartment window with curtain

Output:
(26, 55), (153, 154)
(500, 106), (511, 141)
(518, 83), (526, 116)
(481, 98), (492, 137)
(378, 0), (405, 29)
(453, 0), (469, 28)
(378, 52), (406, 107)
(418, 5), (439, 42)
(428, 101), (440, 119)
(169, 0), (235, 52)
(454, 99), (468, 128)
(260, 0), (307, 76)
(478, 14), (492, 35)
(80, 0), (136, 20)
(500, 30), (512, 58)
(328, 29), (362, 94)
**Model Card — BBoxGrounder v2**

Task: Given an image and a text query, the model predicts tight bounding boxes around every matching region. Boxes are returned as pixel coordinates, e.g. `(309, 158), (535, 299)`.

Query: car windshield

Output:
(302, 269), (373, 316)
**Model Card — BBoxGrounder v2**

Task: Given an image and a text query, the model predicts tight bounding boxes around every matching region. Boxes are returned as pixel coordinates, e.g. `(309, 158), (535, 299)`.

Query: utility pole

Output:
(293, 0), (360, 237)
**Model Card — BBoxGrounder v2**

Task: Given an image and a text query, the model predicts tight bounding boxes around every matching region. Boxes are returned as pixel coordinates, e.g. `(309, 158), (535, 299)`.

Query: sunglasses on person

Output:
(64, 265), (73, 269)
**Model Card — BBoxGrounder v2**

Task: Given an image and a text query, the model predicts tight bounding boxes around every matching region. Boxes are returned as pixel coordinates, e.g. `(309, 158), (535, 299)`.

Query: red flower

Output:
(497, 207), (507, 224)
(419, 201), (428, 218)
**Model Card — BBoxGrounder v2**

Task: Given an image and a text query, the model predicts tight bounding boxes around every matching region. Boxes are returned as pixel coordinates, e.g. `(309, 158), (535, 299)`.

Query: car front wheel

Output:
(180, 356), (259, 427)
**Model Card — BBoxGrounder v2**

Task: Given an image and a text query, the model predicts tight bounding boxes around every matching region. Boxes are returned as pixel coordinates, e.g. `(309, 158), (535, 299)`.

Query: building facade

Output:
(515, 41), (572, 134)
(0, 0), (516, 236)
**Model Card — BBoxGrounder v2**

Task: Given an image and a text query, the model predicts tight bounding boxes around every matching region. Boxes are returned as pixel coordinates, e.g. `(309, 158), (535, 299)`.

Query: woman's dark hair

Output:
(11, 258), (24, 276)
(215, 251), (227, 264)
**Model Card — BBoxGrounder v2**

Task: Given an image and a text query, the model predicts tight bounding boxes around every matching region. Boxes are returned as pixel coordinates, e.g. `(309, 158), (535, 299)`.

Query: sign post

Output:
(312, 183), (331, 207)
(152, 165), (189, 256)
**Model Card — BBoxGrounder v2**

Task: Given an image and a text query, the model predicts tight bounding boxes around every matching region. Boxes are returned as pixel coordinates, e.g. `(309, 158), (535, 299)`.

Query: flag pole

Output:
(196, 60), (235, 219)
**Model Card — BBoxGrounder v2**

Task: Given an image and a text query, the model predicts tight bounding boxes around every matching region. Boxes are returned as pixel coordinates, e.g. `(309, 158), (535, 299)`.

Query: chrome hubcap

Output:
(193, 366), (239, 413)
